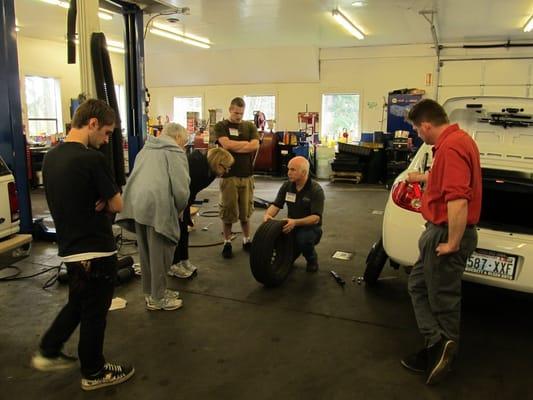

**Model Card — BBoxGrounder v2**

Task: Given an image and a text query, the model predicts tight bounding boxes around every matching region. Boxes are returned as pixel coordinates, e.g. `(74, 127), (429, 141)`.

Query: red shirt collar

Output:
(433, 123), (459, 152)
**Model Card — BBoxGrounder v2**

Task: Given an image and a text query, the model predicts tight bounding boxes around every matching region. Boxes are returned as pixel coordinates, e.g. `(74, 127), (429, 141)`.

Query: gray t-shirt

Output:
(272, 178), (325, 225)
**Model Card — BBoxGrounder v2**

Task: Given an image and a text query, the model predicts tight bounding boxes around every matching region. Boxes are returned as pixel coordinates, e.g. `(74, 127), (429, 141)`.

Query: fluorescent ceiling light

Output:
(98, 9), (113, 21)
(351, 1), (366, 7)
(150, 23), (211, 48)
(152, 21), (211, 45)
(71, 38), (125, 54)
(524, 15), (533, 32)
(107, 40), (124, 48)
(332, 8), (365, 40)
(41, 0), (69, 8)
(106, 40), (125, 54)
(41, 1), (114, 21)
(107, 46), (125, 54)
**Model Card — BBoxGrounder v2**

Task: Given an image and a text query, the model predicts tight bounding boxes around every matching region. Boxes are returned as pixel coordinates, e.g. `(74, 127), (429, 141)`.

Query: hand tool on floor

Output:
(330, 270), (345, 286)
(201, 223), (213, 231)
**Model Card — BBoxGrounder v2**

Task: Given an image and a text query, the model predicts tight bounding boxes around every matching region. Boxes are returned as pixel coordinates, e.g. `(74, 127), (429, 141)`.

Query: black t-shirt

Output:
(43, 142), (119, 257)
(272, 178), (325, 225)
(214, 119), (259, 177)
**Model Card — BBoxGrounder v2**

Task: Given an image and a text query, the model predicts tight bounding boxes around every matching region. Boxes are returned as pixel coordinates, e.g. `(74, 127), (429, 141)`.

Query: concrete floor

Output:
(0, 177), (532, 399)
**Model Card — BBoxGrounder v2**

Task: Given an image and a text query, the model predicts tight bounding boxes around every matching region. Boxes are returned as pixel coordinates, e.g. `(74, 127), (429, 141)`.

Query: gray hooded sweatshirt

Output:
(117, 135), (190, 243)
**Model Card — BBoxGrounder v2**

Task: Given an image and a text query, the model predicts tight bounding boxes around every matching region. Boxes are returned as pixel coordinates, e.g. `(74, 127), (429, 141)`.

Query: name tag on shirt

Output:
(285, 192), (296, 203)
(229, 128), (239, 137)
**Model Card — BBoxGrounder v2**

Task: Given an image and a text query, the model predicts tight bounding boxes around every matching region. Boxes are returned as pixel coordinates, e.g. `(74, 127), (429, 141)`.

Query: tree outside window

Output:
(243, 95), (275, 121)
(173, 97), (202, 127)
(114, 84), (127, 136)
(25, 76), (63, 137)
(320, 93), (360, 143)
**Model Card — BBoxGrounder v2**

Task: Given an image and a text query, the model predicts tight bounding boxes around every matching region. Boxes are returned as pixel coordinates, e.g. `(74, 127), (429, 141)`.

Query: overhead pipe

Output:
(67, 0), (77, 64)
(440, 40), (533, 50)
(419, 9), (441, 100)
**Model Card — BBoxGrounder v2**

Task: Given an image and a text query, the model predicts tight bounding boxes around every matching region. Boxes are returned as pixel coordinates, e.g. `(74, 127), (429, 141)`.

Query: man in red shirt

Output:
(401, 99), (482, 385)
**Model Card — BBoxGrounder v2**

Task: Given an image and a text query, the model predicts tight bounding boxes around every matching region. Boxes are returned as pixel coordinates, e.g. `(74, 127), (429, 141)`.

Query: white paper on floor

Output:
(109, 297), (127, 311)
(332, 251), (354, 261)
(133, 263), (142, 276)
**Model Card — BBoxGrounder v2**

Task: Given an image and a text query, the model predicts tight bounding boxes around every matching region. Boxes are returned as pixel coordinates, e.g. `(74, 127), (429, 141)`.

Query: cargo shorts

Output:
(219, 176), (255, 224)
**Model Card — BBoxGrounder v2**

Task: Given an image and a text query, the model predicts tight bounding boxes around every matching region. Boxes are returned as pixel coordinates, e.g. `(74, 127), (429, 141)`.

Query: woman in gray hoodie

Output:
(118, 123), (190, 311)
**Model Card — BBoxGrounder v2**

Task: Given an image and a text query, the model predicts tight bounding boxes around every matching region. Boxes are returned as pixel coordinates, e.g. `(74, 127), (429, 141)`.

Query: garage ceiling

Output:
(14, 0), (533, 54)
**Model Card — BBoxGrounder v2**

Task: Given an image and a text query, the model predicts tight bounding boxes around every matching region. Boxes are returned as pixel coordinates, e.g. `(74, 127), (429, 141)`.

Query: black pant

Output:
(173, 208), (191, 264)
(40, 255), (117, 377)
(293, 226), (322, 263)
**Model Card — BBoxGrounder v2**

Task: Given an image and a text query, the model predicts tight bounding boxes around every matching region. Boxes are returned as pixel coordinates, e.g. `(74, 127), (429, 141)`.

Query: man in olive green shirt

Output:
(214, 97), (260, 259)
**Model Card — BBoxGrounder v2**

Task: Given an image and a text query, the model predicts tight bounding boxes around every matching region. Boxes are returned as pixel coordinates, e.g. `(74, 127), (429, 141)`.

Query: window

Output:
(25, 76), (63, 136)
(243, 95), (275, 121)
(320, 93), (360, 143)
(114, 84), (127, 135)
(173, 96), (203, 127)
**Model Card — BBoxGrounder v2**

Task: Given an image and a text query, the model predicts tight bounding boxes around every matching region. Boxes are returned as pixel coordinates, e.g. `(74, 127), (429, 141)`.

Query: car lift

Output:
(0, 0), (176, 237)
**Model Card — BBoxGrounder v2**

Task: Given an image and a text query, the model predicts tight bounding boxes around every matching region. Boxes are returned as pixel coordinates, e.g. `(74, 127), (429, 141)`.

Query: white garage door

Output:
(438, 58), (533, 101)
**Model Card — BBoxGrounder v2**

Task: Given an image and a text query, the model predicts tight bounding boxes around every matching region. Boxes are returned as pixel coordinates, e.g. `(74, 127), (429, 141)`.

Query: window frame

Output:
(24, 75), (63, 137)
(242, 94), (276, 122)
(172, 95), (204, 128)
(320, 92), (361, 143)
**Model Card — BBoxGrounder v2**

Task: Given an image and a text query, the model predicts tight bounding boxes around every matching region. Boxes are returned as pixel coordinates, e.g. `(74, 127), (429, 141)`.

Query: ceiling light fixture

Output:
(150, 23), (211, 49)
(332, 8), (365, 40)
(98, 9), (113, 21)
(71, 38), (125, 54)
(106, 39), (125, 54)
(351, 1), (366, 7)
(524, 15), (533, 32)
(41, 0), (69, 9)
(41, 1), (114, 21)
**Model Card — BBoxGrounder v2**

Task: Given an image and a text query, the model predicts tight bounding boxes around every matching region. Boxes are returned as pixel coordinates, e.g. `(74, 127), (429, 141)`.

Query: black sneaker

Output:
(222, 242), (233, 259)
(306, 261), (319, 272)
(401, 348), (427, 373)
(81, 363), (135, 391)
(242, 241), (252, 252)
(426, 337), (456, 385)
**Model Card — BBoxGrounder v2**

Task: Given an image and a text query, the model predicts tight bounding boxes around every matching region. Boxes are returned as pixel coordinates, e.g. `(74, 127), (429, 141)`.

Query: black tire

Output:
(250, 220), (294, 287)
(363, 238), (388, 286)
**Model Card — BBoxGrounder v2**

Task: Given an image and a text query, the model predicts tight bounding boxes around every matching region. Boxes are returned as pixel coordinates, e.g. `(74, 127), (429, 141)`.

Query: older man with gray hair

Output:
(118, 123), (190, 311)
(263, 156), (325, 272)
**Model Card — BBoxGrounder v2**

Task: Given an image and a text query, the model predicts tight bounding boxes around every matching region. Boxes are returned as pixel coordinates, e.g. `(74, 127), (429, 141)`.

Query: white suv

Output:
(0, 156), (32, 255)
(364, 97), (533, 294)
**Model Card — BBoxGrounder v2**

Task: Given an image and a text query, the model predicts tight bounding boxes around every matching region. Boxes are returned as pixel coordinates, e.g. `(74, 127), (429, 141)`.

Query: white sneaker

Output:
(146, 296), (183, 311)
(181, 260), (198, 274)
(168, 263), (194, 279)
(144, 290), (180, 305)
(31, 351), (77, 371)
(165, 289), (180, 299)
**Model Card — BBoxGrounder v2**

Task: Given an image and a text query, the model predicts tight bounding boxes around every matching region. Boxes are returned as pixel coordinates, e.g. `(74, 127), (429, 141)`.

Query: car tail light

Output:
(391, 181), (422, 213)
(8, 182), (20, 222)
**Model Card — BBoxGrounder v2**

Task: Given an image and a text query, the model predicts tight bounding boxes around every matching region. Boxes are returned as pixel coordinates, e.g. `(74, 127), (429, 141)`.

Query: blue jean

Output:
(294, 226), (322, 263)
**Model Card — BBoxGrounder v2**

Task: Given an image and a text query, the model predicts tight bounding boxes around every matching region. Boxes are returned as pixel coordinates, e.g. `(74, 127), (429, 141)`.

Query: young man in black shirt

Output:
(263, 156), (325, 272)
(214, 97), (260, 258)
(31, 99), (134, 391)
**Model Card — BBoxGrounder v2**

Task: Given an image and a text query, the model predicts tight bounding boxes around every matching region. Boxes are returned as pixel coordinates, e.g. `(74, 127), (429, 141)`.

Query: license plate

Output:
(465, 249), (517, 280)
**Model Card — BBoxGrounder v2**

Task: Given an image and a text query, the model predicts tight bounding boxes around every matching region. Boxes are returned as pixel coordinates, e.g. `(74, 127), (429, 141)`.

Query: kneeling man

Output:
(263, 156), (325, 272)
